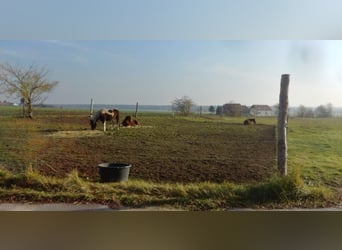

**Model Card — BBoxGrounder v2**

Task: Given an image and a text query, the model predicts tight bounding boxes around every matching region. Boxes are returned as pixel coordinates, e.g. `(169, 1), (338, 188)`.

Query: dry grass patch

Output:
(46, 130), (104, 138)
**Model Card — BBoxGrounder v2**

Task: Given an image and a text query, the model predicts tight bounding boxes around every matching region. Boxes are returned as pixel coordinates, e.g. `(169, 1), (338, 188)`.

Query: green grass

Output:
(0, 166), (336, 210)
(287, 118), (342, 187)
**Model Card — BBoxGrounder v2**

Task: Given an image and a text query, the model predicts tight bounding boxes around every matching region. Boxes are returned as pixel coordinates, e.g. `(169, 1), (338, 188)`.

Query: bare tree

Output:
(171, 96), (195, 116)
(0, 62), (58, 118)
(315, 103), (333, 118)
(296, 104), (314, 118)
(296, 104), (307, 117)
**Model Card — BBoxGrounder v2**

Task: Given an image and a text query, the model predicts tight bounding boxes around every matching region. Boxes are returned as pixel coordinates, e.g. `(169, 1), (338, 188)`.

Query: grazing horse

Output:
(90, 108), (120, 131)
(122, 115), (139, 127)
(243, 118), (256, 125)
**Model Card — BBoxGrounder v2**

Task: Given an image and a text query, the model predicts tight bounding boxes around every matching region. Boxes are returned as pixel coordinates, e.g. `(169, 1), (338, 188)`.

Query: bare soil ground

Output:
(0, 112), (277, 184)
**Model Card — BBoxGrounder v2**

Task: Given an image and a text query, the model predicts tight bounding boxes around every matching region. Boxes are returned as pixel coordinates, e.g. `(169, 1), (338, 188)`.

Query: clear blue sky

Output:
(0, 1), (342, 107)
(1, 0), (342, 39)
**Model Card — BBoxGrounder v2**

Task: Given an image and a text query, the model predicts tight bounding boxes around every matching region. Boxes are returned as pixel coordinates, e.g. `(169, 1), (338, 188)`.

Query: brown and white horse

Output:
(90, 108), (120, 131)
(243, 118), (256, 125)
(122, 115), (139, 127)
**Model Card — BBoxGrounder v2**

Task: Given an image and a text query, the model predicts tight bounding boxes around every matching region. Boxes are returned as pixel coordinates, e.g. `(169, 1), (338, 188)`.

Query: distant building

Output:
(222, 103), (242, 116)
(241, 105), (250, 117)
(0, 100), (15, 106)
(249, 105), (273, 116)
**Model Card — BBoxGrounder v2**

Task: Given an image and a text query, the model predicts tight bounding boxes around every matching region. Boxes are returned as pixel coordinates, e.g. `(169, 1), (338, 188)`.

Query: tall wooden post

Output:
(134, 102), (139, 118)
(278, 74), (290, 176)
(89, 98), (94, 118)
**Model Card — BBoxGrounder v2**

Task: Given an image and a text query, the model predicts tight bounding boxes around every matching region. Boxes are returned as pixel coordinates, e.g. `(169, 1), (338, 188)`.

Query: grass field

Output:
(0, 106), (340, 210)
(288, 118), (342, 187)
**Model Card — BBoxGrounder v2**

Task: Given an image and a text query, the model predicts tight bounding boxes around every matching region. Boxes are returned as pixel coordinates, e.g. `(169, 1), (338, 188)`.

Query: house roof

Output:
(241, 105), (250, 112)
(250, 105), (272, 111)
(223, 103), (241, 107)
(0, 101), (14, 106)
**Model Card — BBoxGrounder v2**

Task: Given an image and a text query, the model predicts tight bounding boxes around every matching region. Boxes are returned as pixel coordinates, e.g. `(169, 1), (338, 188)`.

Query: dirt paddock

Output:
(1, 113), (277, 184)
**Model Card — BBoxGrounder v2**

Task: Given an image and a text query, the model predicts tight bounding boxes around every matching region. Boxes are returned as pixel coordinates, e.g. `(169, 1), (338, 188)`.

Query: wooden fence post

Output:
(89, 98), (94, 118)
(278, 74), (290, 176)
(134, 102), (139, 118)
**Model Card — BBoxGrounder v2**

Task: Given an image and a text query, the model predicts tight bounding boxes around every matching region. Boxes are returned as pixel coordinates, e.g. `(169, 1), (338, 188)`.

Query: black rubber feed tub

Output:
(98, 163), (131, 182)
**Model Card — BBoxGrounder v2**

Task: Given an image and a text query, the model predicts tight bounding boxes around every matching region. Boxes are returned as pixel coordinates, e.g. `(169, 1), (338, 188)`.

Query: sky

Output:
(0, 1), (342, 107)
(0, 40), (342, 107)
(1, 0), (342, 39)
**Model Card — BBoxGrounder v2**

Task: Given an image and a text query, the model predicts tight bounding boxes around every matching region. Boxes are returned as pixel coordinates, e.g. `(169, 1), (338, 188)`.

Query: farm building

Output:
(0, 100), (16, 106)
(220, 103), (274, 117)
(222, 103), (242, 116)
(241, 105), (250, 116)
(249, 105), (273, 116)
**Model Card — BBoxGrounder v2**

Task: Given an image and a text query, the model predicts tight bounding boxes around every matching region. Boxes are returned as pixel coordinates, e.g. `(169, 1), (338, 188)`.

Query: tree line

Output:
(171, 96), (336, 118)
(295, 103), (334, 118)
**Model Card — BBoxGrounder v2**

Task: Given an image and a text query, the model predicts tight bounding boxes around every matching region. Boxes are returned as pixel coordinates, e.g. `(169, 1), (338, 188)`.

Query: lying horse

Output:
(122, 115), (139, 127)
(243, 118), (256, 125)
(90, 108), (120, 131)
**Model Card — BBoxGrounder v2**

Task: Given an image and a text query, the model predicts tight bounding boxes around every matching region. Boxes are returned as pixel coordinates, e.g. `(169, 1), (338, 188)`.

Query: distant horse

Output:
(122, 115), (139, 127)
(90, 108), (120, 131)
(243, 118), (256, 125)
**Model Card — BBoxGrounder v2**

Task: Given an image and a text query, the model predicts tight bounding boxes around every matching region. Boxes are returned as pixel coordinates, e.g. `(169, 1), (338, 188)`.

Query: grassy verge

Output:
(0, 166), (337, 211)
